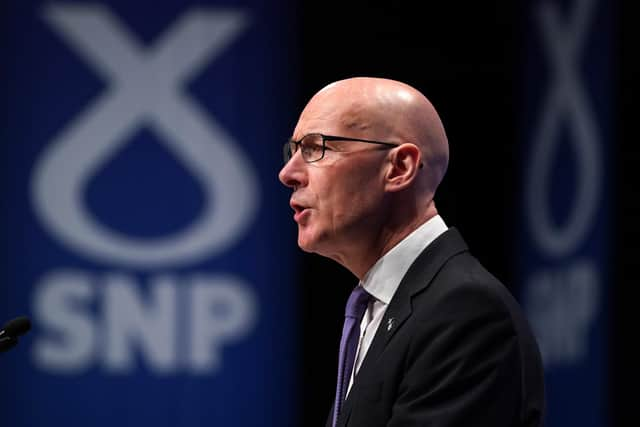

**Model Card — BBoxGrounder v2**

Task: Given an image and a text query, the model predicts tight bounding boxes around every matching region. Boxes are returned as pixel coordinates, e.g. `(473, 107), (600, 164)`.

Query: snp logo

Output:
(29, 4), (259, 375)
(523, 0), (601, 366)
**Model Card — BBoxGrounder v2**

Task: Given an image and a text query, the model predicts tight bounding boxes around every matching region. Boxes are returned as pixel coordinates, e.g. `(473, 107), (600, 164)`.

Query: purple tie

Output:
(332, 285), (372, 427)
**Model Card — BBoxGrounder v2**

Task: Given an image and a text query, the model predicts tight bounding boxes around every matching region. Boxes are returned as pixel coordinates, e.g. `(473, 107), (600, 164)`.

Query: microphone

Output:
(0, 316), (31, 338)
(0, 316), (31, 353)
(0, 336), (18, 352)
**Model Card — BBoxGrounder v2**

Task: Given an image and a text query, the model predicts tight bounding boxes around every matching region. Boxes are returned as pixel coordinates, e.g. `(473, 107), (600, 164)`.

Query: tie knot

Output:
(345, 286), (371, 319)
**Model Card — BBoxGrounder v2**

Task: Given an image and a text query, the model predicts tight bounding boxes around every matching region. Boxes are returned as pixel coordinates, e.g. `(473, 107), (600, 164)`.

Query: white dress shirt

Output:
(346, 215), (448, 395)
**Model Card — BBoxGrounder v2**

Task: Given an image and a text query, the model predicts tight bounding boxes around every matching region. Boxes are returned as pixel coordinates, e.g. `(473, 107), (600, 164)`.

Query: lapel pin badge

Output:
(387, 317), (395, 331)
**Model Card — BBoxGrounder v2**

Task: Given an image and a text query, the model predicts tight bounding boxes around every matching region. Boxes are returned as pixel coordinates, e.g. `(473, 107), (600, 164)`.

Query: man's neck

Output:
(335, 203), (438, 280)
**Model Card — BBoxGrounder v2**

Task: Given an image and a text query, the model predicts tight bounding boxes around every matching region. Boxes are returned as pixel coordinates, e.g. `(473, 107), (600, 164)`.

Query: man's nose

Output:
(278, 152), (307, 189)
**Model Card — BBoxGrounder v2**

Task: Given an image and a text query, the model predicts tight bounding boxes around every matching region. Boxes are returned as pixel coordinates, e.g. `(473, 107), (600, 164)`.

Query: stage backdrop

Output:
(0, 1), (298, 426)
(518, 0), (612, 426)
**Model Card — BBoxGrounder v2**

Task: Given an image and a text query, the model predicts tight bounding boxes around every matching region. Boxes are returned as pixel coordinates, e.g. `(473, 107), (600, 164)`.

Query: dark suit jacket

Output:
(326, 228), (545, 427)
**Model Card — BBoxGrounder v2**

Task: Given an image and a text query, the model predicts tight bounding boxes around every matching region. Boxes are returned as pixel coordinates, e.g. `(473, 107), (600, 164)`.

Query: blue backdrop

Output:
(0, 1), (298, 425)
(518, 0), (612, 425)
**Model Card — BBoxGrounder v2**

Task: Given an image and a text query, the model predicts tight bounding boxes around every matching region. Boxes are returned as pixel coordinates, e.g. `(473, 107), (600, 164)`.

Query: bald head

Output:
(281, 77), (450, 275)
(296, 77), (449, 196)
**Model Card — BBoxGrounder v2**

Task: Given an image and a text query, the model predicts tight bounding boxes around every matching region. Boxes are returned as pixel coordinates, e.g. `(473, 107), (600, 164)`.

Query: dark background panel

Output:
(294, 1), (521, 423)
(613, 1), (636, 426)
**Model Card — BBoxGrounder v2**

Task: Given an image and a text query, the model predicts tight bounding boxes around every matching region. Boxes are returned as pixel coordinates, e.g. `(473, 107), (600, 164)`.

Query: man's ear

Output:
(384, 144), (422, 192)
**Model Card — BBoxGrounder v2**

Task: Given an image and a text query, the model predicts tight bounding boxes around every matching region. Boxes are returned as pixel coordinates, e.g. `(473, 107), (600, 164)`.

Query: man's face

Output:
(278, 101), (390, 259)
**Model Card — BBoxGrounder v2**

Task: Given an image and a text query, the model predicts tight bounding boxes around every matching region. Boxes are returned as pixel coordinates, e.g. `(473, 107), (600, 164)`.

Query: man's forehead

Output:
(294, 106), (373, 141)
(295, 97), (347, 132)
(298, 95), (395, 139)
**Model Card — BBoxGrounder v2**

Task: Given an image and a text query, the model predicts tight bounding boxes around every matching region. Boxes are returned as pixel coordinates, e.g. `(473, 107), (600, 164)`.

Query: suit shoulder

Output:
(413, 251), (533, 334)
(426, 252), (513, 305)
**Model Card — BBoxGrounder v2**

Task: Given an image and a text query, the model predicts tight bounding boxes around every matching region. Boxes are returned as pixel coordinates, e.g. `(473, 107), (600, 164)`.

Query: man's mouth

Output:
(290, 200), (311, 223)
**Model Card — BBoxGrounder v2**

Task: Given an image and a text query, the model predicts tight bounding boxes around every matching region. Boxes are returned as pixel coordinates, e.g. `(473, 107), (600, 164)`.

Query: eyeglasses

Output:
(283, 133), (398, 164)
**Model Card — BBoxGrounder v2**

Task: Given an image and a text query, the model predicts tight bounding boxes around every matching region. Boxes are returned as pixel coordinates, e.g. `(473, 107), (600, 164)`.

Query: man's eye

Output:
(304, 143), (323, 153)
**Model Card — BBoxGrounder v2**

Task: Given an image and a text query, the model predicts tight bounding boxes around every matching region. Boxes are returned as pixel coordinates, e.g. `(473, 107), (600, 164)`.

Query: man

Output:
(279, 77), (545, 427)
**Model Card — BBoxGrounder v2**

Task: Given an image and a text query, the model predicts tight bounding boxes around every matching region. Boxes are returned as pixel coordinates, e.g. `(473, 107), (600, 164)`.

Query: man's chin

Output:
(297, 235), (316, 253)
(297, 228), (323, 254)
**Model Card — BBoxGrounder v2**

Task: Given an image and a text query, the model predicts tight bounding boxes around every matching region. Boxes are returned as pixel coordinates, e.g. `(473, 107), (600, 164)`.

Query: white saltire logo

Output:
(526, 0), (601, 257)
(31, 4), (258, 268)
(524, 0), (602, 366)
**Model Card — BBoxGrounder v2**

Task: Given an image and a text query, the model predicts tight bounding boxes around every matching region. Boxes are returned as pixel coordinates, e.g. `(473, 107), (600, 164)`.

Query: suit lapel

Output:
(336, 228), (469, 425)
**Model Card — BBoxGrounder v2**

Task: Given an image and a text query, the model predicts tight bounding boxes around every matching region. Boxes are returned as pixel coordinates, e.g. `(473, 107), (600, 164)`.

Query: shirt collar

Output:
(361, 215), (448, 305)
